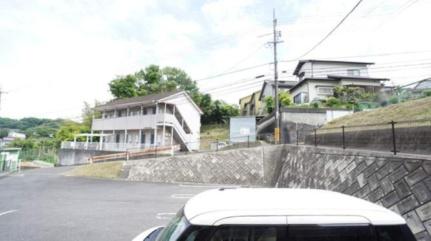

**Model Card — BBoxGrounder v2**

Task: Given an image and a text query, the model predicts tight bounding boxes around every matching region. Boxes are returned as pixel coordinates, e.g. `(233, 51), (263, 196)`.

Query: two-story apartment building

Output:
(290, 60), (389, 104)
(89, 90), (202, 152)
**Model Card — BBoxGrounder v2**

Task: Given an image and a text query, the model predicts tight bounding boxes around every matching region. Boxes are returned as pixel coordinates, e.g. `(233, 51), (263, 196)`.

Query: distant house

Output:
(258, 80), (297, 101)
(239, 90), (264, 117)
(62, 90), (202, 152)
(290, 60), (389, 104)
(239, 79), (297, 117)
(0, 131), (26, 148)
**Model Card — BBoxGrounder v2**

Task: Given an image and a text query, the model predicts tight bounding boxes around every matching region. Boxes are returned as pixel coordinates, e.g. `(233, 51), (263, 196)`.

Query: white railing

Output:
(61, 141), (158, 152)
(92, 114), (164, 131)
(161, 114), (194, 151)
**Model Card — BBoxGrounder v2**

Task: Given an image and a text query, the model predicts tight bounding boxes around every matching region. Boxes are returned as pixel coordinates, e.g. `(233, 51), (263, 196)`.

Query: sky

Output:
(1, 0), (431, 120)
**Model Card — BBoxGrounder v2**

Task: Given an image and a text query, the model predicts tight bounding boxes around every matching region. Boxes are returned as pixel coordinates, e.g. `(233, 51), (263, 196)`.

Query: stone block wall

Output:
(125, 146), (279, 186)
(276, 145), (431, 241)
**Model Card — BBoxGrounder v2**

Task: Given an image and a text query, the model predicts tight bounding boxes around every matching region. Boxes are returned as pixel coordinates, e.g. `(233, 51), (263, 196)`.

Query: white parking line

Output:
(178, 184), (241, 188)
(156, 212), (176, 220)
(0, 209), (18, 217)
(171, 194), (194, 199)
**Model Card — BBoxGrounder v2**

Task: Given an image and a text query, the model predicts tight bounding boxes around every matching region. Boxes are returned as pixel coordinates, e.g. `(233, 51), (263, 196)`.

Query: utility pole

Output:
(269, 9), (282, 143)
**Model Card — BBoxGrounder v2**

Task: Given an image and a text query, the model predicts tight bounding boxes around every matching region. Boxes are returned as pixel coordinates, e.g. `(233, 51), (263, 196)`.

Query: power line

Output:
(296, 0), (364, 59)
(195, 62), (271, 81)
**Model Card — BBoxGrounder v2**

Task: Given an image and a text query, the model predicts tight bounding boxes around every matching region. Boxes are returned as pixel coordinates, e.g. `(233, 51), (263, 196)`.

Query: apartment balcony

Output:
(92, 114), (174, 131)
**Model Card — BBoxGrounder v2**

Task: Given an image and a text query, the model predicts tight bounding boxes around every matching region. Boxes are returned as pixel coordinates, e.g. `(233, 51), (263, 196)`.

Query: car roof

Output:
(183, 188), (405, 226)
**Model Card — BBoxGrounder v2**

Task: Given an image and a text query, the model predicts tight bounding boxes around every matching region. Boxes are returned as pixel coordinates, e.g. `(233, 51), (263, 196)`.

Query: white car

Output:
(133, 188), (416, 241)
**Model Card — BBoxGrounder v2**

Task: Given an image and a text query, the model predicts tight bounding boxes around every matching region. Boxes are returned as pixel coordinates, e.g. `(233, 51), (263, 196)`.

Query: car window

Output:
(375, 225), (416, 241)
(208, 226), (279, 241)
(287, 225), (374, 241)
(184, 224), (415, 241)
(156, 209), (190, 241)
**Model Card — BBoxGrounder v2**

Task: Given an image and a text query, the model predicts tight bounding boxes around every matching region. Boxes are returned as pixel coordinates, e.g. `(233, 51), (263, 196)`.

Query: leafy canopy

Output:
(108, 65), (238, 124)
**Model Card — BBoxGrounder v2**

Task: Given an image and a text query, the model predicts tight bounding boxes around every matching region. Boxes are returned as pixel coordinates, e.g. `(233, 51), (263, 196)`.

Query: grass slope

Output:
(64, 161), (124, 179)
(325, 96), (431, 128)
(200, 124), (229, 150)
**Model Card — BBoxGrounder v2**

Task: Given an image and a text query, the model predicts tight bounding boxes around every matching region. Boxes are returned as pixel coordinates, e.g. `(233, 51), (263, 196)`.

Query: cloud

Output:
(0, 0), (430, 118)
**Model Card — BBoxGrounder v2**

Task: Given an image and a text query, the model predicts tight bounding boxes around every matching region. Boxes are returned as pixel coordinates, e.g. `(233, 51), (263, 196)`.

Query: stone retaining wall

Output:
(305, 126), (431, 155)
(276, 145), (431, 241)
(125, 146), (281, 186)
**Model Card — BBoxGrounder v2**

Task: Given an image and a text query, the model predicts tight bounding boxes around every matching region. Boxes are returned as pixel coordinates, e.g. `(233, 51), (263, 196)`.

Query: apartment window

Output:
(317, 86), (334, 95)
(141, 133), (146, 144)
(347, 69), (360, 76)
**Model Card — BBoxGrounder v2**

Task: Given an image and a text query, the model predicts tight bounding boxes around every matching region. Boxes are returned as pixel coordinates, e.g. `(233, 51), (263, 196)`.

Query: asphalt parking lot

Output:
(0, 167), (226, 241)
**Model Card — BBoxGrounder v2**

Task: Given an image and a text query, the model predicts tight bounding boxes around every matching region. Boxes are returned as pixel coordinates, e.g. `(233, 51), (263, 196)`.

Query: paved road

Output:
(0, 167), (225, 241)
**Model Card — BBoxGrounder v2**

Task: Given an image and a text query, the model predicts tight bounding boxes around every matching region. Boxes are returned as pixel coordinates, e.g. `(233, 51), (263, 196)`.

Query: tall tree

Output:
(108, 65), (239, 124)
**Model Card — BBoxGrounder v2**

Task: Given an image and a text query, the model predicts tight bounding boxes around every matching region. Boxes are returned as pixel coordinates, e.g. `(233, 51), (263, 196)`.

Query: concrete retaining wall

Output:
(58, 149), (120, 166)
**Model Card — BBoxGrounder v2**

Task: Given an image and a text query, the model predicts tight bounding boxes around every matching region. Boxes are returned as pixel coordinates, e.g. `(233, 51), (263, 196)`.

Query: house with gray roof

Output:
(290, 60), (389, 104)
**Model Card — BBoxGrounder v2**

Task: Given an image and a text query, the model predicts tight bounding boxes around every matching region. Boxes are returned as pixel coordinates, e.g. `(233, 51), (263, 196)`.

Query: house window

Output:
(143, 108), (147, 115)
(150, 133), (155, 144)
(347, 69), (360, 76)
(152, 107), (156, 114)
(317, 86), (334, 95)
(294, 92), (309, 104)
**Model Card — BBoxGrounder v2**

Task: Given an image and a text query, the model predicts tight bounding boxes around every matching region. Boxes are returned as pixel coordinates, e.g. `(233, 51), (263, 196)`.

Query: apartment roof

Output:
(293, 59), (375, 76)
(95, 90), (183, 110)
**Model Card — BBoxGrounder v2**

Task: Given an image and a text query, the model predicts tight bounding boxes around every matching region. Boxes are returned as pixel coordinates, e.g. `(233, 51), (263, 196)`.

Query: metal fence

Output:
(296, 119), (431, 155)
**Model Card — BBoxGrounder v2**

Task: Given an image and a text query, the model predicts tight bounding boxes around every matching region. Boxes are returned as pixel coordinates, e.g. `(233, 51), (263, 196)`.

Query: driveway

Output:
(0, 167), (223, 241)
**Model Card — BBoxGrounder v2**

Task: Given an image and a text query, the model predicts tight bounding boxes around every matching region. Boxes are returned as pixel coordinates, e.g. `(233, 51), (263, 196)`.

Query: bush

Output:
(423, 90), (431, 97)
(389, 96), (399, 104)
(325, 97), (341, 107)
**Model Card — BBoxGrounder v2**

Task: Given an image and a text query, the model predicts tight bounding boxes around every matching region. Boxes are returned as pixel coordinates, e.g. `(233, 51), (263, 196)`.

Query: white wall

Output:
(299, 62), (370, 79)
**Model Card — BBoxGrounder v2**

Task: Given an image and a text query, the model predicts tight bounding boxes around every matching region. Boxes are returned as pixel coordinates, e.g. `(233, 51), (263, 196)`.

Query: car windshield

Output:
(156, 209), (190, 241)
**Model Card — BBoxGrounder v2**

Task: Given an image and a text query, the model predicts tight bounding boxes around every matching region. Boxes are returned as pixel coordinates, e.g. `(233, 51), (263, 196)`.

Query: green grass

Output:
(200, 124), (229, 150)
(324, 96), (431, 129)
(64, 161), (124, 179)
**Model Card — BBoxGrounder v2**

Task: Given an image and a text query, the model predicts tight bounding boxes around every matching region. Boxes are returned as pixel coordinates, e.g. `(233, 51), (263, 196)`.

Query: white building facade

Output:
(290, 60), (389, 104)
(63, 91), (202, 152)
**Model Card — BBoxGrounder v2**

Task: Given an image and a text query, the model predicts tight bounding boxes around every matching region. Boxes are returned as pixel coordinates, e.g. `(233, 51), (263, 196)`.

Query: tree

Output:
(55, 121), (88, 142)
(279, 91), (293, 106)
(109, 74), (138, 98)
(108, 65), (238, 125)
(264, 96), (274, 113)
(264, 92), (292, 114)
(0, 129), (8, 139)
(82, 101), (101, 130)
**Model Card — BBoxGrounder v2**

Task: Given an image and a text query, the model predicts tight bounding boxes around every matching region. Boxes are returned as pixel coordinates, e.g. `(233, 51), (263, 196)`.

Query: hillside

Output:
(324, 96), (431, 128)
(0, 117), (65, 137)
(200, 124), (229, 150)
